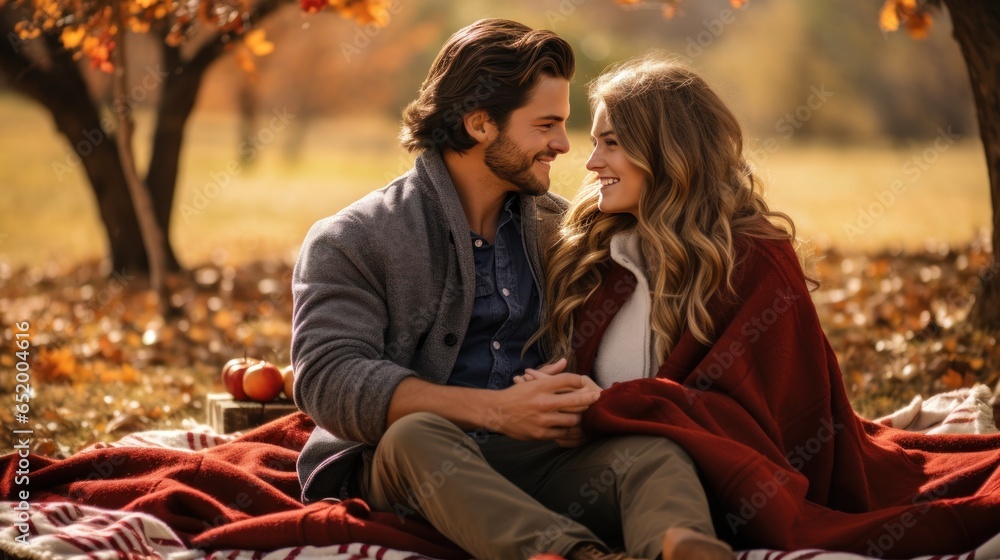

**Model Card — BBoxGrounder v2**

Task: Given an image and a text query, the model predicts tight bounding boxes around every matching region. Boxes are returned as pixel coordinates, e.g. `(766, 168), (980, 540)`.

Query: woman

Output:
(520, 57), (1000, 557)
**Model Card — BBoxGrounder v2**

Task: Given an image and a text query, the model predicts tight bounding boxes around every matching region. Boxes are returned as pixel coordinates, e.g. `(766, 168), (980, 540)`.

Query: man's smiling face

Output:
(484, 75), (571, 195)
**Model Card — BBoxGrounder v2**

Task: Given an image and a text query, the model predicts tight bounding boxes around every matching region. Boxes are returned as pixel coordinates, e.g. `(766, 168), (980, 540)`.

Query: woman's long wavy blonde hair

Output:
(533, 56), (804, 369)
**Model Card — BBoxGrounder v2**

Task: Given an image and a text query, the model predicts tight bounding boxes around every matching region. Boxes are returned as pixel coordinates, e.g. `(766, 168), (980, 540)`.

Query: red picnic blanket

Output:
(4, 237), (999, 558)
(0, 413), (466, 559)
(575, 235), (1000, 558)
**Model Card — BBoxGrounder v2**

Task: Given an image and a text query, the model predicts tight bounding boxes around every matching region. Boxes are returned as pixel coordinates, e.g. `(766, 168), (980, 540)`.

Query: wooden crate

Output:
(206, 392), (298, 434)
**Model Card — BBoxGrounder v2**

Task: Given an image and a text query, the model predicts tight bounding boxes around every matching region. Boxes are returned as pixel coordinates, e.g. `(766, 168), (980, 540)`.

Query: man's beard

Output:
(484, 129), (555, 196)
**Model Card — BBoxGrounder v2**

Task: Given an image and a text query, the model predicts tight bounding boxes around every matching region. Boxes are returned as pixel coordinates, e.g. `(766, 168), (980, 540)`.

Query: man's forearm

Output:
(386, 377), (498, 431)
(386, 372), (600, 442)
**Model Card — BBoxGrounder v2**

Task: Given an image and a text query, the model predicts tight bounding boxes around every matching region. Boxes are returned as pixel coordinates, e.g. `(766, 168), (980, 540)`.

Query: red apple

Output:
(281, 365), (294, 401)
(243, 361), (284, 402)
(222, 358), (257, 400)
(221, 358), (245, 380)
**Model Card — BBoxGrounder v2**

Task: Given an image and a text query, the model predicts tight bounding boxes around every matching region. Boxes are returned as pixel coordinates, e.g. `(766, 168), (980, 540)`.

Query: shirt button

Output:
(444, 333), (458, 346)
(501, 288), (510, 297)
(471, 428), (490, 442)
(492, 341), (501, 350)
(474, 239), (483, 248)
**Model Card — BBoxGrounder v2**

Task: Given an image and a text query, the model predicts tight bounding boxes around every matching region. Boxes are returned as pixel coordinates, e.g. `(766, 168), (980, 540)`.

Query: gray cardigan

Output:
(291, 150), (568, 502)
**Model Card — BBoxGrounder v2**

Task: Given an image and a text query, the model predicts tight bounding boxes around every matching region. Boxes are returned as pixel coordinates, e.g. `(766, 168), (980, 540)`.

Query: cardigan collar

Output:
(413, 150), (544, 298)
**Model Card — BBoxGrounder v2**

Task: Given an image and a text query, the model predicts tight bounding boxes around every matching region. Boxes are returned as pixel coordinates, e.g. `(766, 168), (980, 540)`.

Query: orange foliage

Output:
(619, 0), (932, 39)
(10, 0), (389, 73)
(878, 0), (935, 39)
(35, 347), (78, 384)
(13, 0), (940, 76)
(941, 368), (979, 391)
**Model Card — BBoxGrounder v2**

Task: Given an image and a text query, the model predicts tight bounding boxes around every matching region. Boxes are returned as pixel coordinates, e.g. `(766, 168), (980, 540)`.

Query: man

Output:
(292, 18), (732, 560)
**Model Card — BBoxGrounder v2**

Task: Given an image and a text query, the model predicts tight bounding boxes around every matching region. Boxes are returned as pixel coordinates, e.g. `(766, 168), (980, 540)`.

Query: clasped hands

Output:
(485, 358), (601, 447)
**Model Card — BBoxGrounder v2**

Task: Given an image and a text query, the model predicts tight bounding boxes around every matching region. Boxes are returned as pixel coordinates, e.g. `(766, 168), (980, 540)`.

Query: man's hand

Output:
(521, 358), (602, 448)
(386, 361), (600, 449)
(486, 371), (598, 447)
(486, 359), (601, 447)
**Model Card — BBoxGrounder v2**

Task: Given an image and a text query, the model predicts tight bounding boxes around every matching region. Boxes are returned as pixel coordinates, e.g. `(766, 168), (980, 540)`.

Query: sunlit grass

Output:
(0, 94), (991, 271)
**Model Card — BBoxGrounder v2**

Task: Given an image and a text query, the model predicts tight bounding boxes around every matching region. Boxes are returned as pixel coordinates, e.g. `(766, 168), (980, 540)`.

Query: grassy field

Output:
(0, 94), (992, 270)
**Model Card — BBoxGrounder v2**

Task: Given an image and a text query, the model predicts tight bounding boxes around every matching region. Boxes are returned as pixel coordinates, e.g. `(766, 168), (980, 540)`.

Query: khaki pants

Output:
(361, 412), (714, 560)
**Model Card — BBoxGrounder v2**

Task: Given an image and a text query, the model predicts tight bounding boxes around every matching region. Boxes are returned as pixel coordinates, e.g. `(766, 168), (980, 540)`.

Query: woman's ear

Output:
(463, 109), (497, 144)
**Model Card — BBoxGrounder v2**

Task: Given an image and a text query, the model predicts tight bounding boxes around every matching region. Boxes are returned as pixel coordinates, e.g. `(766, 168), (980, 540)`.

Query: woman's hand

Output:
(513, 357), (569, 384)
(514, 358), (602, 396)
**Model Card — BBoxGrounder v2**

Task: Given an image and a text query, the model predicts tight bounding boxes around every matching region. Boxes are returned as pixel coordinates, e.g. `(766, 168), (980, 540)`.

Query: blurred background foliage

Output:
(8, 0), (970, 141)
(0, 0), (988, 268)
(183, 0), (978, 142)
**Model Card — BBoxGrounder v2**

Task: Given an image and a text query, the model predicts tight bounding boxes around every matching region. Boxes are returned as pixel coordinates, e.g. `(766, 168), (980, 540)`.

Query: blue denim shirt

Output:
(448, 193), (544, 390)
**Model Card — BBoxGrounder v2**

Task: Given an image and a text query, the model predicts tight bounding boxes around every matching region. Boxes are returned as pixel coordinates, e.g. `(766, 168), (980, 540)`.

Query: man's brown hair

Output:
(400, 19), (575, 153)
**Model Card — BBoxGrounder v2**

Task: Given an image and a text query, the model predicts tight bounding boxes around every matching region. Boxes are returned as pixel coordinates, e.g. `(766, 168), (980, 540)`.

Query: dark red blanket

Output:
(576, 236), (1000, 558)
(0, 414), (466, 558)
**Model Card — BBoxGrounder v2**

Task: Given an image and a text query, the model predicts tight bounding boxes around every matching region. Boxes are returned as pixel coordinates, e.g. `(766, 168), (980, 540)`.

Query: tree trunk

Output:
(2, 0), (282, 278)
(142, 0), (281, 254)
(52, 83), (151, 274)
(112, 13), (167, 309)
(238, 79), (258, 166)
(945, 0), (1000, 329)
(0, 10), (189, 275)
(0, 14), (151, 273)
(144, 43), (218, 273)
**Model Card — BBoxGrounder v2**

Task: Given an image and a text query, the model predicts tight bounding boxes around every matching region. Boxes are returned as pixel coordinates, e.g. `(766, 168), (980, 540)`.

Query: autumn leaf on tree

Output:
(904, 11), (933, 40)
(620, 0), (747, 19)
(60, 25), (85, 48)
(243, 28), (274, 56)
(879, 0), (934, 39)
(336, 0), (391, 25)
(11, 0), (390, 72)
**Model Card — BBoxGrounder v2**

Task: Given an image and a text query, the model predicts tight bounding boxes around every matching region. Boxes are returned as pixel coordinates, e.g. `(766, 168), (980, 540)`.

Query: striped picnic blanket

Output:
(2, 384), (997, 560)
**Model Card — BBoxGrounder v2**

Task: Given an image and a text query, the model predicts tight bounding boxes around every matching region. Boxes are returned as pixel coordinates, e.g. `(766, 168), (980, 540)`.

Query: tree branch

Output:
(0, 7), (54, 103)
(113, 15), (167, 303)
(185, 0), (284, 75)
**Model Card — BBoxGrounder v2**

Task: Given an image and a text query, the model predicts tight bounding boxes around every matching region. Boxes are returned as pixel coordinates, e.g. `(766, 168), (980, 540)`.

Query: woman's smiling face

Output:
(586, 102), (646, 217)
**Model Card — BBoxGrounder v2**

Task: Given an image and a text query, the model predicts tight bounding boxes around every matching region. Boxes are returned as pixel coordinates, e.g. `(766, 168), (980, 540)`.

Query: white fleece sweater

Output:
(593, 229), (659, 389)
